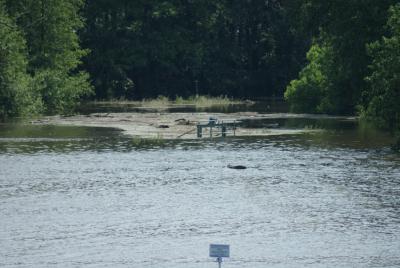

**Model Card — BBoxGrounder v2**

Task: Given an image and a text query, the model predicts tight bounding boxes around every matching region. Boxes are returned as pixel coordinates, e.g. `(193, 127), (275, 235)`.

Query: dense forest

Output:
(0, 0), (399, 136)
(80, 0), (310, 100)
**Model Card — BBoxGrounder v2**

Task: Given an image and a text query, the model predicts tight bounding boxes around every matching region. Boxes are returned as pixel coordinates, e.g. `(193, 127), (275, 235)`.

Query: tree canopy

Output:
(0, 0), (91, 118)
(80, 0), (308, 100)
(364, 4), (400, 132)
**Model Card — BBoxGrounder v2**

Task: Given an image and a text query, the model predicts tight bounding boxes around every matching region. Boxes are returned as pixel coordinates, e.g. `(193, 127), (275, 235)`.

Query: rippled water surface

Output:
(1, 119), (400, 267)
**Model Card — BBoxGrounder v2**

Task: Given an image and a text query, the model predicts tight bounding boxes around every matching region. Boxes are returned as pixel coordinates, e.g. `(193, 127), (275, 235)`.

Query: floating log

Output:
(228, 164), (247, 169)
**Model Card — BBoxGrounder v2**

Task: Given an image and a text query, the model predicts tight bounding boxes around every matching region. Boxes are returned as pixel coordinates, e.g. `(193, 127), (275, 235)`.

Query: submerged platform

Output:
(196, 118), (239, 138)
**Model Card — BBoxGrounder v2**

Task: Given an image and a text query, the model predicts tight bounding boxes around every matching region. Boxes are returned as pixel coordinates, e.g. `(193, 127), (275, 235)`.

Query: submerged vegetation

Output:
(131, 135), (166, 147)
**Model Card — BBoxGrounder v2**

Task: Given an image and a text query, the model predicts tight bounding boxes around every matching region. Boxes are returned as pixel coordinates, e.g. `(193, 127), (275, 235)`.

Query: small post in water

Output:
(210, 244), (230, 268)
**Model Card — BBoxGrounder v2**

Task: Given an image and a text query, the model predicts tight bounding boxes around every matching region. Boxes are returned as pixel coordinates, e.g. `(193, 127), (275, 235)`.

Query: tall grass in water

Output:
(91, 95), (248, 108)
(131, 134), (165, 147)
(141, 96), (170, 107)
(142, 95), (237, 107)
(174, 95), (237, 106)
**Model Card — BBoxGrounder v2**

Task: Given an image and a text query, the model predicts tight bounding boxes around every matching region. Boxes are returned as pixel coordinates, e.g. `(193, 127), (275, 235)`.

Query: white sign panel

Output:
(209, 244), (230, 258)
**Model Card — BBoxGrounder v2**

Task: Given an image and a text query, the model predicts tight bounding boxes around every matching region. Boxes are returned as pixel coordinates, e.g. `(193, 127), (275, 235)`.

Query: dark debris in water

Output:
(227, 164), (247, 169)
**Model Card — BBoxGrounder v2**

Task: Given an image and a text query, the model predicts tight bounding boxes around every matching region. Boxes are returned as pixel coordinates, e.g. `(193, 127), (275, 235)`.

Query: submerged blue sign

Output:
(209, 244), (230, 258)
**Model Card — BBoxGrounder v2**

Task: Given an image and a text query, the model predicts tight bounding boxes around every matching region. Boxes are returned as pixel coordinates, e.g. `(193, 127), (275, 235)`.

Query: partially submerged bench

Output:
(196, 118), (239, 138)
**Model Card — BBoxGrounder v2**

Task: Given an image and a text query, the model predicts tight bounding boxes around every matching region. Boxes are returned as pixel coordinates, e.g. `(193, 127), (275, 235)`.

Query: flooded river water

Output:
(1, 111), (400, 267)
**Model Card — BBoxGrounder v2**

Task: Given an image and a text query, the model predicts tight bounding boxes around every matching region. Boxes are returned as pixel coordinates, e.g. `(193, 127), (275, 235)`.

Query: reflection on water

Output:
(1, 117), (400, 268)
(242, 118), (395, 149)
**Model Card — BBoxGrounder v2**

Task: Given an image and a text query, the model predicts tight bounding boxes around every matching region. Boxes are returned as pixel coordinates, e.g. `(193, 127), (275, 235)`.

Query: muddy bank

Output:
(33, 112), (356, 139)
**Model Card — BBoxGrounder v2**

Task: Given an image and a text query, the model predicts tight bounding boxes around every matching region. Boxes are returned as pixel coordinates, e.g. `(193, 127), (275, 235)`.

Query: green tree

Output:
(285, 0), (397, 115)
(5, 0), (92, 114)
(285, 42), (330, 113)
(363, 4), (400, 133)
(81, 0), (214, 99)
(81, 0), (307, 100)
(0, 2), (41, 119)
(201, 0), (304, 98)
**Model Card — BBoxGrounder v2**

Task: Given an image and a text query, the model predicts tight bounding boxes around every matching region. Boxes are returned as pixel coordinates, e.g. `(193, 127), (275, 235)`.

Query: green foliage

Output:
(285, 43), (328, 113)
(363, 4), (400, 132)
(81, 0), (308, 100)
(0, 3), (42, 118)
(5, 0), (87, 71)
(1, 0), (92, 117)
(286, 37), (360, 115)
(285, 0), (398, 115)
(32, 70), (92, 114)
